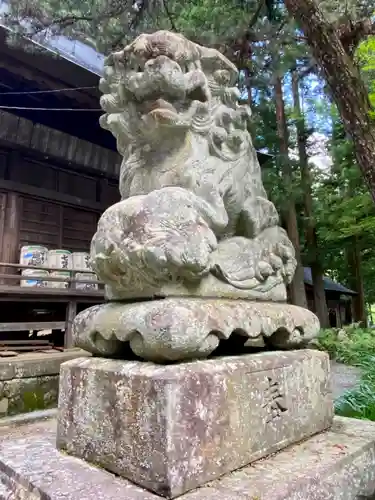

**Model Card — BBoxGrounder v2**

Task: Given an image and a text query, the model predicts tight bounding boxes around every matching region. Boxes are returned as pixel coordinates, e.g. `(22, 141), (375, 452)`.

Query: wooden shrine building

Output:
(304, 268), (357, 328)
(0, 25), (121, 351)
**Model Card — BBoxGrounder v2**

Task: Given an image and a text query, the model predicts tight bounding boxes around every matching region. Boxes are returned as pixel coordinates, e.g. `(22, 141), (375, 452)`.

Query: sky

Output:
(290, 131), (332, 172)
(282, 72), (333, 172)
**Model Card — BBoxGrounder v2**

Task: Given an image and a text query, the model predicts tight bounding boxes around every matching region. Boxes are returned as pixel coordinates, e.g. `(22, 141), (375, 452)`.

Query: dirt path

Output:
(330, 360), (362, 400)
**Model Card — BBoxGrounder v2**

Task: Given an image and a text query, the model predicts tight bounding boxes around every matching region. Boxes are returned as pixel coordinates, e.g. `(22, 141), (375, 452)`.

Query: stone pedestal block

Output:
(57, 350), (333, 498)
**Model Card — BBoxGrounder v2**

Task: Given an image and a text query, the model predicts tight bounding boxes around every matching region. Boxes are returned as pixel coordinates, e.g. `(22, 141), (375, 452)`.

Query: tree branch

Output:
(248, 0), (265, 30)
(336, 18), (375, 56)
(129, 0), (148, 30)
(161, 0), (176, 31)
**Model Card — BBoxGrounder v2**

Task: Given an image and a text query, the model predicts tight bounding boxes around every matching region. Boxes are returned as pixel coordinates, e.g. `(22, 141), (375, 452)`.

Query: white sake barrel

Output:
(72, 252), (91, 271)
(75, 272), (98, 291)
(19, 245), (48, 267)
(20, 269), (49, 288)
(48, 249), (72, 270)
(49, 271), (70, 289)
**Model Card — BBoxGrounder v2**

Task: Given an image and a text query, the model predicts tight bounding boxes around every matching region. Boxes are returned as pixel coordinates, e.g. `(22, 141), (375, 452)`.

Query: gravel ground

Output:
(330, 360), (362, 400)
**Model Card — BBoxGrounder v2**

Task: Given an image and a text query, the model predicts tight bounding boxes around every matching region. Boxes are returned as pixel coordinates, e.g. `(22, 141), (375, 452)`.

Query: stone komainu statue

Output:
(93, 30), (297, 302)
(72, 31), (319, 362)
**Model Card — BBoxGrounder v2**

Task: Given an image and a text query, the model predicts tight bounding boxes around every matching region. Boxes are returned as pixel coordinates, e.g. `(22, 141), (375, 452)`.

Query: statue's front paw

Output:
(140, 222), (217, 282)
(253, 226), (297, 284)
(90, 189), (219, 291)
(274, 242), (297, 283)
(254, 260), (274, 281)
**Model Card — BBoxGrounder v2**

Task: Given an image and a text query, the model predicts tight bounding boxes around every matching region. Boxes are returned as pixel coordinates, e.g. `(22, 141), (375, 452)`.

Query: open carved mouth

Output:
(120, 53), (210, 120)
(139, 98), (180, 125)
(141, 98), (177, 115)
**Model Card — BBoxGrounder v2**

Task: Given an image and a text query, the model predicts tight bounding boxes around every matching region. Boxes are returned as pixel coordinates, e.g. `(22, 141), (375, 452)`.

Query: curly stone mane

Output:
(99, 31), (252, 163)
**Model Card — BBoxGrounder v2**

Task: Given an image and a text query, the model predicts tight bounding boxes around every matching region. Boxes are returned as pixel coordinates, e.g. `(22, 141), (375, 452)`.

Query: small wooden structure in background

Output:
(0, 260), (105, 352)
(0, 26), (118, 353)
(303, 267), (357, 328)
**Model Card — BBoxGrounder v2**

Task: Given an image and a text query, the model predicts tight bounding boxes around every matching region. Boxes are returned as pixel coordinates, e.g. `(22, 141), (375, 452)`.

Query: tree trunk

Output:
(291, 70), (329, 326)
(284, 0), (375, 204)
(311, 266), (329, 326)
(274, 76), (308, 308)
(368, 303), (373, 325)
(347, 237), (367, 326)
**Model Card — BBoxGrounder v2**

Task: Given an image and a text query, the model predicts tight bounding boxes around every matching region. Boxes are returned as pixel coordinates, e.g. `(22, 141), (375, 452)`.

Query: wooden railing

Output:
(0, 261), (105, 290)
(0, 261), (106, 351)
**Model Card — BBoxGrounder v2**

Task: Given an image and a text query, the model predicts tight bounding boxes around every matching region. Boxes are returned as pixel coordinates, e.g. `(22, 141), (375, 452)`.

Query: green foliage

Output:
(335, 355), (375, 421)
(316, 118), (375, 239)
(356, 35), (375, 112)
(316, 324), (375, 365)
(175, 0), (257, 45)
(311, 106), (375, 303)
(316, 325), (375, 421)
(4, 0), (269, 53)
(357, 36), (375, 72)
(4, 0), (305, 81)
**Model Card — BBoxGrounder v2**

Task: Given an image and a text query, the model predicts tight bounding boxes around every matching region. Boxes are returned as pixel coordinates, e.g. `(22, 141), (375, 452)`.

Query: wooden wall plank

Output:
(0, 147), (120, 211)
(62, 206), (98, 252)
(0, 178), (107, 213)
(0, 192), (21, 279)
(0, 111), (121, 176)
(16, 195), (98, 253)
(0, 192), (6, 259)
(19, 197), (61, 248)
(101, 179), (120, 207)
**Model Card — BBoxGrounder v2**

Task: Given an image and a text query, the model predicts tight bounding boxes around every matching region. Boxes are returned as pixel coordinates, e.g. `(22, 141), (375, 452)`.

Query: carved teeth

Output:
(143, 99), (177, 115)
(127, 54), (191, 75)
(150, 99), (176, 112)
(148, 108), (178, 122)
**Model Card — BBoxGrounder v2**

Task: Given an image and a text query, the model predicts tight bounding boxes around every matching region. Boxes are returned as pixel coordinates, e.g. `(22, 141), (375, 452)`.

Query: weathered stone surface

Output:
(91, 30), (298, 302)
(57, 350), (333, 497)
(1, 416), (375, 499)
(0, 376), (58, 417)
(0, 349), (90, 418)
(73, 298), (320, 361)
(0, 408), (57, 429)
(0, 349), (90, 381)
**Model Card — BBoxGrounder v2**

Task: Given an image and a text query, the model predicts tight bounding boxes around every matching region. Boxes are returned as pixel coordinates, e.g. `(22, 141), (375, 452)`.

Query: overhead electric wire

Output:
(0, 85), (101, 111)
(0, 85), (97, 95)
(0, 105), (101, 111)
(0, 104), (103, 113)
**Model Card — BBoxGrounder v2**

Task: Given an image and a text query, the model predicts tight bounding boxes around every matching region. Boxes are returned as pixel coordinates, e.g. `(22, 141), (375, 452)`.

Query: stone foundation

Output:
(0, 416), (375, 499)
(57, 350), (333, 498)
(0, 349), (89, 418)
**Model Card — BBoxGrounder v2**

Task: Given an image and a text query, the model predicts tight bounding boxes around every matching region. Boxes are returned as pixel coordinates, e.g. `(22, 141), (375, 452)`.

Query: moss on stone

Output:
(4, 376), (59, 416)
(21, 389), (46, 412)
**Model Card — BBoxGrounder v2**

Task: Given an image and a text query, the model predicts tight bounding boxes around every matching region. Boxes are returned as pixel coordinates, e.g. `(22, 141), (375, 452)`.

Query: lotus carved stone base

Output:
(73, 299), (320, 362)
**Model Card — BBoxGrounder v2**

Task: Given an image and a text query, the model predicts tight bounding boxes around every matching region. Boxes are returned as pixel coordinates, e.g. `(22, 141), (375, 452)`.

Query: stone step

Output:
(0, 471), (14, 499)
(0, 417), (374, 499)
(0, 468), (32, 500)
